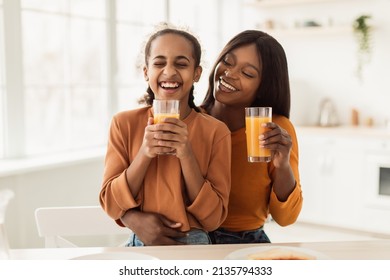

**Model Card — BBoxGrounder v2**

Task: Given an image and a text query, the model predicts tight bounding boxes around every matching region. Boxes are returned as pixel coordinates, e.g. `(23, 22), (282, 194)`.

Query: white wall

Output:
(1, 158), (105, 248)
(242, 0), (390, 127)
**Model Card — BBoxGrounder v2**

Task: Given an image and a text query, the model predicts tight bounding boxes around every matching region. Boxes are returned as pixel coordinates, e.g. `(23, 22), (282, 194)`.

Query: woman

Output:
(201, 30), (302, 243)
(120, 30), (302, 245)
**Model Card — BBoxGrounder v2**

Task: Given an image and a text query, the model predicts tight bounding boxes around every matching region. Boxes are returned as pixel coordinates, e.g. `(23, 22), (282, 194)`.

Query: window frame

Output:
(0, 0), (4, 158)
(2, 0), (25, 158)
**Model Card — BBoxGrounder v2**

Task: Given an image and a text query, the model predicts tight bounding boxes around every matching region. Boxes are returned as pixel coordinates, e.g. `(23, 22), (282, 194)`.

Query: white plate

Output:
(224, 245), (330, 260)
(71, 252), (159, 260)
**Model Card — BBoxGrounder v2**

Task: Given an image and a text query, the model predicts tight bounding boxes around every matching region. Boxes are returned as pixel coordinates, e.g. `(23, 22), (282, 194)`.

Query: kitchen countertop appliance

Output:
(318, 98), (339, 127)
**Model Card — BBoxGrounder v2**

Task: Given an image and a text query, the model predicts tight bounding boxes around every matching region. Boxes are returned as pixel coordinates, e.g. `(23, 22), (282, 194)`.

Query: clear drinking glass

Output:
(153, 99), (180, 155)
(153, 99), (180, 124)
(245, 107), (272, 162)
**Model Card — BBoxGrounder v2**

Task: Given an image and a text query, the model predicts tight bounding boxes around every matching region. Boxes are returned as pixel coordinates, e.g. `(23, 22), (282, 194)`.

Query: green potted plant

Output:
(353, 15), (372, 81)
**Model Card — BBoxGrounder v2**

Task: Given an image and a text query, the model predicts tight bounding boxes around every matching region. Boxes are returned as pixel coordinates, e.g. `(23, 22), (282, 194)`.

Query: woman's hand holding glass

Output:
(261, 122), (292, 168)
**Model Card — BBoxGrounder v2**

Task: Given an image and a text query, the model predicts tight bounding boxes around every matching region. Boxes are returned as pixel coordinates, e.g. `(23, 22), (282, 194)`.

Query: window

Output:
(114, 0), (221, 110)
(115, 0), (167, 112)
(0, 0), (232, 161)
(21, 0), (108, 155)
(168, 0), (220, 105)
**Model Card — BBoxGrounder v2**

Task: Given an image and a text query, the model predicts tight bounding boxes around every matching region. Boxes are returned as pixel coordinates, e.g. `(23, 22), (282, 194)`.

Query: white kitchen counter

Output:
(296, 125), (390, 139)
(7, 239), (390, 260)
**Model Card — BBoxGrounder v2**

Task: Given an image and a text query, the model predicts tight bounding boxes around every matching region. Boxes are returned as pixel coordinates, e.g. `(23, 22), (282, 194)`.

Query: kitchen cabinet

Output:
(298, 130), (364, 227)
(296, 126), (390, 234)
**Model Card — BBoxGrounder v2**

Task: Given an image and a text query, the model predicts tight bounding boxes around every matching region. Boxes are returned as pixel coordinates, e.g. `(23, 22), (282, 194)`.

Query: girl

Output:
(99, 26), (231, 246)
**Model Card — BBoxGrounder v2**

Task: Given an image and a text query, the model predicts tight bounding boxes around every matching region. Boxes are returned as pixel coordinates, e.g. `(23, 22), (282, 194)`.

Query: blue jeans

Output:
(126, 229), (211, 246)
(209, 227), (271, 244)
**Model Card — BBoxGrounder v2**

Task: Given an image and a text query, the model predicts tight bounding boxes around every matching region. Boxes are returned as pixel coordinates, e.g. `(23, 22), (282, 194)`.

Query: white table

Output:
(9, 239), (390, 260)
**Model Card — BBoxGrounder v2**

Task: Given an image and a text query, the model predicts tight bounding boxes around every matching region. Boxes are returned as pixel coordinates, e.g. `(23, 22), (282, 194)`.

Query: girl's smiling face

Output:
(214, 43), (262, 108)
(143, 33), (202, 105)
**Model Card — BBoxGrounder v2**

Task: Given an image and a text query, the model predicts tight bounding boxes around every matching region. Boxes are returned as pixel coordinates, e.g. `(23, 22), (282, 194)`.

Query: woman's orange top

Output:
(220, 115), (303, 231)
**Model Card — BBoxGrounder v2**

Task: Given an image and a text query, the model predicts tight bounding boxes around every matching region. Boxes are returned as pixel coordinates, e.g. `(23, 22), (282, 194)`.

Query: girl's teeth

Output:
(161, 82), (179, 88)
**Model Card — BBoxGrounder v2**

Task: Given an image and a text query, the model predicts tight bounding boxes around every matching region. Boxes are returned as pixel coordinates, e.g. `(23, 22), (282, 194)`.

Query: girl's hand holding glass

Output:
(153, 118), (190, 159)
(141, 117), (190, 158)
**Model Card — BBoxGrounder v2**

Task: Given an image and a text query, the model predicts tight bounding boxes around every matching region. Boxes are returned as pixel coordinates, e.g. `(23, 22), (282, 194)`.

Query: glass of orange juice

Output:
(153, 99), (180, 155)
(153, 99), (180, 124)
(245, 107), (272, 162)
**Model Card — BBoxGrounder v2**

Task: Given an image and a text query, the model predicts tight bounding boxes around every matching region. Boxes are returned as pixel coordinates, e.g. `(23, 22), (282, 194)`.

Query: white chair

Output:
(34, 206), (131, 248)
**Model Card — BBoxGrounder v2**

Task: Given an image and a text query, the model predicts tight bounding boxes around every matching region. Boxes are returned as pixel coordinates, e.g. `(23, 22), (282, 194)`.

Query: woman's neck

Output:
(209, 102), (245, 132)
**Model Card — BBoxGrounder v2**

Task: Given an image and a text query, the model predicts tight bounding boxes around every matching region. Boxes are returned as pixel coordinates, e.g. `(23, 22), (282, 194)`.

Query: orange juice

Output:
(154, 113), (180, 124)
(245, 116), (271, 162)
